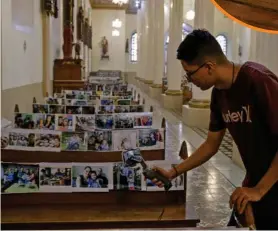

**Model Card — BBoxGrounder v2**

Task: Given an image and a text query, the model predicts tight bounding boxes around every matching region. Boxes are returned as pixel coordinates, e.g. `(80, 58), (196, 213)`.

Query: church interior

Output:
(1, 0), (278, 230)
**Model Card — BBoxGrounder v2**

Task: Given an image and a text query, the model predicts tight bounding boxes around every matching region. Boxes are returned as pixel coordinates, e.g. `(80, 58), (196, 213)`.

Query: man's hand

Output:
(151, 166), (175, 187)
(230, 187), (263, 214)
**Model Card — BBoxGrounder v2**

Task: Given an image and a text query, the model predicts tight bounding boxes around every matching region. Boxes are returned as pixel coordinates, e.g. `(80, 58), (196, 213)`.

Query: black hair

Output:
(177, 29), (227, 65)
(90, 170), (97, 175)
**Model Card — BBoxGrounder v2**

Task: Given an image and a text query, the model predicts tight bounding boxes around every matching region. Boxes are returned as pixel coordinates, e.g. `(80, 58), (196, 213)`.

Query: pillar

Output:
(149, 0), (164, 99)
(73, 0), (78, 58)
(162, 0), (184, 110)
(58, 0), (64, 59)
(135, 3), (143, 82)
(62, 0), (74, 59)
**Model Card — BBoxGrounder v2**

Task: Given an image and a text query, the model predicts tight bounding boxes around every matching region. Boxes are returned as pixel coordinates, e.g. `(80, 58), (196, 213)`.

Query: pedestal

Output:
(182, 105), (210, 129)
(149, 85), (162, 100)
(162, 94), (183, 110)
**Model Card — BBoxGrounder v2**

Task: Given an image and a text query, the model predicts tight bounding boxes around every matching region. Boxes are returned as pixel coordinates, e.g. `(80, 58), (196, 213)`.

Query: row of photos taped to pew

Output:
(1, 161), (184, 193)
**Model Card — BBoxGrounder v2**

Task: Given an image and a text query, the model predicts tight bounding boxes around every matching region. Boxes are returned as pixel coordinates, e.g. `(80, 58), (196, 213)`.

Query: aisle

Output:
(134, 86), (246, 228)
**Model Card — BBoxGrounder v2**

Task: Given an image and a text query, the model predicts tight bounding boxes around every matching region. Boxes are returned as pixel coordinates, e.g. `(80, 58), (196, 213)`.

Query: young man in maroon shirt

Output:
(153, 29), (278, 230)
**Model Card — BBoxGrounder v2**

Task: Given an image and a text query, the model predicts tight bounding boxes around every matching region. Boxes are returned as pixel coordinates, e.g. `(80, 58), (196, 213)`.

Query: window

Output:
(130, 32), (138, 62)
(216, 34), (227, 56)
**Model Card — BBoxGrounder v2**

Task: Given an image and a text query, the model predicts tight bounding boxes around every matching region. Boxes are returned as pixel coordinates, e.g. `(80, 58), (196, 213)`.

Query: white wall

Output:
(125, 14), (137, 72)
(91, 9), (126, 72)
(2, 0), (43, 90)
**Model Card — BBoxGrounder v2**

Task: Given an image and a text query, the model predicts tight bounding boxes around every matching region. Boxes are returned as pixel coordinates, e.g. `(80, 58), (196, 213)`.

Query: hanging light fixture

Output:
(112, 18), (122, 28)
(112, 0), (129, 6)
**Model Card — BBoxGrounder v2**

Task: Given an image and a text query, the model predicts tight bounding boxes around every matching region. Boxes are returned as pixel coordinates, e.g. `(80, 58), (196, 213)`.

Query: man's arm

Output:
(230, 151), (278, 214)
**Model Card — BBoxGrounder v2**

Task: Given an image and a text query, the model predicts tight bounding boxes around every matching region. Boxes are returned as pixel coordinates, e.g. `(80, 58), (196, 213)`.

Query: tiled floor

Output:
(132, 85), (246, 228)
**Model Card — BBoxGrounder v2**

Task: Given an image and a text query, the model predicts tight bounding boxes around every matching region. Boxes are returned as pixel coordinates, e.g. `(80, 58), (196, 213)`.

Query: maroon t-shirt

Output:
(209, 61), (278, 214)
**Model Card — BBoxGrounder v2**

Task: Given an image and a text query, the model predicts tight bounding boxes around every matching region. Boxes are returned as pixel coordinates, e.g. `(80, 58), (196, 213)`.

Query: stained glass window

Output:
(216, 34), (228, 56)
(130, 32), (138, 62)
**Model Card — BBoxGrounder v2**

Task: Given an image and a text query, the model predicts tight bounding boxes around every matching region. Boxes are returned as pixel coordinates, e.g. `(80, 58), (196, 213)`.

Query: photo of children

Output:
(113, 163), (142, 191)
(66, 106), (82, 114)
(112, 130), (138, 151)
(8, 132), (35, 148)
(87, 130), (112, 151)
(134, 113), (153, 128)
(117, 99), (131, 106)
(130, 105), (144, 113)
(82, 106), (96, 115)
(32, 104), (49, 113)
(144, 161), (184, 191)
(75, 115), (95, 132)
(35, 132), (61, 151)
(49, 105), (65, 114)
(138, 129), (164, 150)
(39, 164), (72, 192)
(114, 114), (134, 129)
(114, 106), (130, 113)
(55, 114), (75, 131)
(61, 132), (87, 151)
(98, 106), (114, 114)
(35, 114), (55, 130)
(14, 113), (35, 129)
(95, 115), (113, 130)
(72, 164), (111, 192)
(1, 163), (39, 193)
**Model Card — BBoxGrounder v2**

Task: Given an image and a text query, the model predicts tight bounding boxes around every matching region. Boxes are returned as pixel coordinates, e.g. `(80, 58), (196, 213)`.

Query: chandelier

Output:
(112, 0), (129, 6)
(112, 18), (122, 28)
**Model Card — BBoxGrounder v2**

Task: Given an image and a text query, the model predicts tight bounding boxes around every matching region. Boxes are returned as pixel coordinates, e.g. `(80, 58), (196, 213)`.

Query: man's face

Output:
(181, 60), (216, 91)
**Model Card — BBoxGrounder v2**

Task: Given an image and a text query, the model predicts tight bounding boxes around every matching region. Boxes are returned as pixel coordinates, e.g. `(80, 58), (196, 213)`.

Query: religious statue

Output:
(63, 24), (73, 59)
(125, 38), (129, 53)
(101, 36), (109, 60)
(77, 7), (84, 41)
(72, 42), (81, 59)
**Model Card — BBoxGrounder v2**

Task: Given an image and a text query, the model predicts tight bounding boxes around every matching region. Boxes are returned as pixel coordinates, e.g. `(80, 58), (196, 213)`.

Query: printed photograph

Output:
(114, 105), (130, 113)
(9, 132), (35, 148)
(112, 130), (138, 151)
(117, 99), (131, 106)
(65, 90), (87, 100)
(95, 115), (113, 130)
(1, 163), (39, 194)
(46, 97), (60, 105)
(96, 84), (105, 92)
(39, 164), (72, 192)
(98, 106), (114, 114)
(134, 113), (153, 128)
(144, 162), (184, 191)
(32, 104), (49, 114)
(103, 90), (111, 96)
(71, 100), (88, 106)
(75, 115), (95, 132)
(1, 130), (9, 149)
(82, 106), (96, 115)
(66, 106), (82, 114)
(130, 105), (144, 113)
(138, 129), (164, 150)
(14, 113), (36, 129)
(49, 105), (65, 114)
(72, 164), (111, 192)
(35, 114), (55, 130)
(55, 114), (75, 131)
(113, 163), (142, 191)
(105, 85), (113, 92)
(61, 132), (87, 151)
(114, 114), (134, 129)
(87, 130), (112, 151)
(35, 132), (61, 151)
(100, 99), (114, 106)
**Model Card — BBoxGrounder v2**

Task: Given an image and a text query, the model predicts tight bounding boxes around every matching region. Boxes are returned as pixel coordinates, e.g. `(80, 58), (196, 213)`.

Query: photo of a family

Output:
(75, 115), (95, 132)
(98, 106), (114, 114)
(114, 114), (134, 129)
(35, 114), (55, 130)
(61, 132), (87, 151)
(114, 105), (130, 113)
(113, 163), (142, 191)
(134, 113), (153, 128)
(95, 115), (113, 130)
(32, 104), (49, 114)
(72, 164), (111, 192)
(1, 163), (39, 194)
(112, 130), (138, 151)
(87, 130), (112, 151)
(49, 105), (65, 114)
(55, 114), (75, 131)
(35, 132), (61, 151)
(100, 99), (114, 106)
(14, 113), (36, 129)
(39, 164), (72, 192)
(138, 129), (164, 150)
(66, 106), (82, 114)
(130, 105), (144, 113)
(1, 130), (9, 149)
(9, 131), (35, 150)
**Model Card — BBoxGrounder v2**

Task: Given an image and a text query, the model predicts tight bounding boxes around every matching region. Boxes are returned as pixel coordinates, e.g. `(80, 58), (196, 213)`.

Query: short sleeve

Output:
(209, 88), (226, 132)
(253, 71), (278, 135)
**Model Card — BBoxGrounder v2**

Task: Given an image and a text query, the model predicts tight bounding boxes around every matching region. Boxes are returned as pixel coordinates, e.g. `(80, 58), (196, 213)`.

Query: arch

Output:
(130, 31), (138, 62)
(216, 34), (228, 56)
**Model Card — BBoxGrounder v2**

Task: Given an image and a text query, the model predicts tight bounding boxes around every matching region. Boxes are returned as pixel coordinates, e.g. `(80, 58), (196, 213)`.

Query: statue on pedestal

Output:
(100, 36), (109, 60)
(63, 24), (73, 59)
(73, 42), (81, 59)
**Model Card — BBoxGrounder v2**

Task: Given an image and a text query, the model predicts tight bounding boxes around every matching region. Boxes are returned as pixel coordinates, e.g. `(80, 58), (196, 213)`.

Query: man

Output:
(153, 29), (278, 230)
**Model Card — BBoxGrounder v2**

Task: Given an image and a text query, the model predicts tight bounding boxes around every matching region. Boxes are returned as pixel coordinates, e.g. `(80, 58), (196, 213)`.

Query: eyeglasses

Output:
(184, 62), (207, 82)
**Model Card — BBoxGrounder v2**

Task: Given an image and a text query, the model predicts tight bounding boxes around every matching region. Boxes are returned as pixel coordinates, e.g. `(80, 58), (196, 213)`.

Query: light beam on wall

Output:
(112, 29), (120, 36)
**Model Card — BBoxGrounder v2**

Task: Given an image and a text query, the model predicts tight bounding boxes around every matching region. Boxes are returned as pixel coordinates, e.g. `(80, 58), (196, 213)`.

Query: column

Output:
(73, 0), (78, 58)
(58, 0), (64, 59)
(165, 0), (183, 95)
(149, 0), (164, 98)
(139, 0), (147, 82)
(190, 0), (215, 103)
(135, 5), (142, 81)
